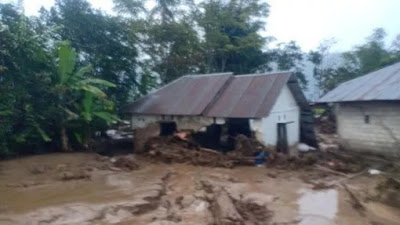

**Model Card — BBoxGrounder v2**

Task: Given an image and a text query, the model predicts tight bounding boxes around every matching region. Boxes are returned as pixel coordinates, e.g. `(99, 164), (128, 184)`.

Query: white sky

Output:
(1, 0), (399, 51)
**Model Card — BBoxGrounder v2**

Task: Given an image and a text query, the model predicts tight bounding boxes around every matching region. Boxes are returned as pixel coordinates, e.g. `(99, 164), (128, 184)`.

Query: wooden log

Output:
(199, 147), (222, 155)
(315, 165), (350, 177)
(213, 188), (243, 225)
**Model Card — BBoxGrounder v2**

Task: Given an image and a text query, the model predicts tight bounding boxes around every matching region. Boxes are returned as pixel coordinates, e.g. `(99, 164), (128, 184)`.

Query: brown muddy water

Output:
(0, 153), (399, 225)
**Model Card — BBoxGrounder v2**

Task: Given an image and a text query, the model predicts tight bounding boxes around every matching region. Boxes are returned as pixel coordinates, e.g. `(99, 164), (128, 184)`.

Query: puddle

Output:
(298, 188), (338, 225)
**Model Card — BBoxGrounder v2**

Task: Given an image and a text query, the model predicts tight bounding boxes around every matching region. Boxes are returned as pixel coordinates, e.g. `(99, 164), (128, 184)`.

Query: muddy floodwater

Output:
(0, 153), (399, 225)
(298, 189), (338, 225)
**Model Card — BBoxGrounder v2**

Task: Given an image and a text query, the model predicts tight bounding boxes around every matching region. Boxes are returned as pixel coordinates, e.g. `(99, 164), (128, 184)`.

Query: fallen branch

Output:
(199, 147), (222, 155)
(315, 165), (350, 177)
(311, 169), (367, 190)
(342, 183), (365, 215)
(327, 169), (367, 187)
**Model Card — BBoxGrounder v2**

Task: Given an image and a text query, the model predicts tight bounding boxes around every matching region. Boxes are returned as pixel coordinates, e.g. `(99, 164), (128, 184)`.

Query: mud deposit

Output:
(0, 153), (399, 225)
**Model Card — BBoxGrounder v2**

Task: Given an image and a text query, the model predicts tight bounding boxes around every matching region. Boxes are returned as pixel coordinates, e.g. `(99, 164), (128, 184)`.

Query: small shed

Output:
(317, 62), (400, 157)
(124, 72), (316, 152)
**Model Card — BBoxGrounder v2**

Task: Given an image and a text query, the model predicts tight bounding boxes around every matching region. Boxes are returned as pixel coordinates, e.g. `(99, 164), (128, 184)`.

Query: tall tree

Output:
(273, 41), (307, 88)
(43, 0), (140, 107)
(151, 0), (180, 22)
(197, 0), (271, 74)
(308, 39), (337, 97)
(115, 0), (203, 84)
(0, 4), (55, 156)
(309, 28), (400, 95)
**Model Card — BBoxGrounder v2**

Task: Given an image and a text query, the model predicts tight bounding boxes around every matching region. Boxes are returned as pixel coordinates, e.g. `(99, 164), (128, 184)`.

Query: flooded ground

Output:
(298, 189), (338, 225)
(0, 153), (399, 225)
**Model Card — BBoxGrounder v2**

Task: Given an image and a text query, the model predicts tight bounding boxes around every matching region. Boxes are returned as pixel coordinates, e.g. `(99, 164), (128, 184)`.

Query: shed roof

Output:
(123, 72), (296, 118)
(317, 62), (400, 103)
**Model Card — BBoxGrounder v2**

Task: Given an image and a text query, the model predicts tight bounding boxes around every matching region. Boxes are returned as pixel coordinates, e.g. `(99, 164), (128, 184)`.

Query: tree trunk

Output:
(61, 125), (70, 152)
(221, 56), (227, 72)
(83, 124), (91, 150)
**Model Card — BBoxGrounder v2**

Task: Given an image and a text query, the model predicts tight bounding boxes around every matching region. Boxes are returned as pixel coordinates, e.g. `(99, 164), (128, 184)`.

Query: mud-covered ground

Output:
(0, 153), (399, 225)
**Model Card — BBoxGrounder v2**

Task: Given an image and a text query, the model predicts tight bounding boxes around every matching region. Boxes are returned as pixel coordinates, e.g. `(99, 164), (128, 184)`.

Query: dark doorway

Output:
(227, 118), (251, 137)
(192, 124), (222, 149)
(160, 122), (177, 136)
(277, 123), (288, 153)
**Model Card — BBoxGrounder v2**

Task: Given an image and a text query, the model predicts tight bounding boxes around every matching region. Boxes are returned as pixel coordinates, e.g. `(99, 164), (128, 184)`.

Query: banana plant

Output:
(55, 41), (117, 151)
(56, 41), (116, 97)
(72, 91), (119, 148)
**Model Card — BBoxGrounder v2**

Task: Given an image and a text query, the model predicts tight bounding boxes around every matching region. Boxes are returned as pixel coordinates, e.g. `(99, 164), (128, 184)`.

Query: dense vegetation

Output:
(310, 29), (400, 96)
(0, 0), (399, 156)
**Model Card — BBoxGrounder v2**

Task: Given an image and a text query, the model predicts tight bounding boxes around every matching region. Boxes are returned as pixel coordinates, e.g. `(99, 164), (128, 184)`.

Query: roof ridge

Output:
(184, 72), (233, 77)
(200, 75), (235, 116)
(234, 71), (291, 77)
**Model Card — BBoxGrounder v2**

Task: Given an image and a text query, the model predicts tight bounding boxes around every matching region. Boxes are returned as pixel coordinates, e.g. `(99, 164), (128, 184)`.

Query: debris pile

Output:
(267, 153), (318, 170)
(229, 134), (267, 157)
(58, 170), (91, 181)
(112, 155), (140, 171)
(315, 115), (336, 134)
(233, 199), (273, 224)
(144, 133), (321, 169)
(314, 121), (368, 174)
(374, 177), (400, 207)
(145, 136), (249, 168)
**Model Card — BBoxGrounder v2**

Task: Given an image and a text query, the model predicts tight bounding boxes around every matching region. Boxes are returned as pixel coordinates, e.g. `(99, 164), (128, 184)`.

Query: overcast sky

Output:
(1, 0), (399, 51)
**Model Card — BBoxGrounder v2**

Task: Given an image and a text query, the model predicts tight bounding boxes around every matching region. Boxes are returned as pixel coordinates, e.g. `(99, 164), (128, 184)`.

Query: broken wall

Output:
(131, 115), (227, 152)
(133, 123), (160, 153)
(336, 101), (400, 157)
(173, 116), (225, 131)
(131, 115), (225, 131)
(131, 115), (162, 129)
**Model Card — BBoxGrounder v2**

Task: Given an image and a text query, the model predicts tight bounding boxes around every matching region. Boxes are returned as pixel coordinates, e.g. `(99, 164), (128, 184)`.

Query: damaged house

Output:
(124, 72), (316, 153)
(317, 62), (400, 157)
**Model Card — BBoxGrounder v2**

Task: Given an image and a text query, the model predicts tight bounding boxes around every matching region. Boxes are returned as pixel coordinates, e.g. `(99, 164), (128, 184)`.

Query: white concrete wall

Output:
(336, 102), (400, 157)
(250, 85), (300, 147)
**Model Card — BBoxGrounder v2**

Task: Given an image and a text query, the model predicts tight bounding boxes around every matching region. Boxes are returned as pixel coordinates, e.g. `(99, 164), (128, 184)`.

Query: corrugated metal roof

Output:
(123, 73), (232, 116)
(123, 72), (294, 118)
(317, 62), (400, 103)
(204, 72), (291, 118)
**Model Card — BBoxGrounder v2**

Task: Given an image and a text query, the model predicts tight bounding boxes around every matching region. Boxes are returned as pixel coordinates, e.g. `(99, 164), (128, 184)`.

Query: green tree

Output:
(53, 42), (117, 151)
(0, 4), (54, 156)
(115, 0), (202, 84)
(273, 41), (307, 88)
(197, 0), (271, 74)
(310, 28), (400, 95)
(308, 39), (337, 96)
(151, 0), (181, 22)
(43, 0), (140, 107)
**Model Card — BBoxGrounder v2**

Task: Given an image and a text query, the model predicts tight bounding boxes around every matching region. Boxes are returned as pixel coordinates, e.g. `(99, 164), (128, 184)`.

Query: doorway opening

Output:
(227, 118), (251, 137)
(193, 118), (252, 151)
(277, 123), (288, 153)
(160, 121), (177, 136)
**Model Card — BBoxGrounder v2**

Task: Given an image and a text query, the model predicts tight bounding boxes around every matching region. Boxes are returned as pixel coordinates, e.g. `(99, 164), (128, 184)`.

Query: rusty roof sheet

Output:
(317, 62), (400, 103)
(123, 72), (294, 118)
(204, 72), (291, 118)
(123, 73), (233, 116)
